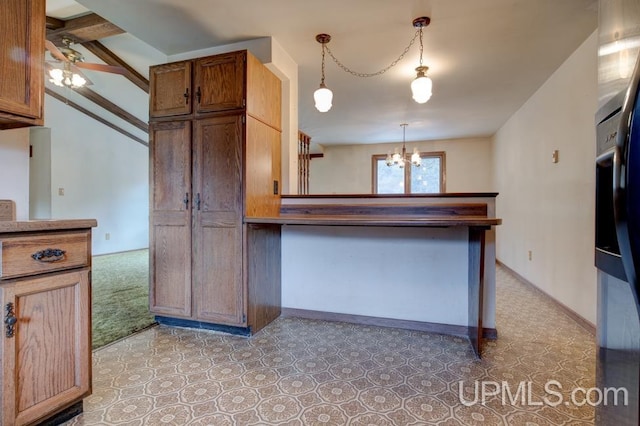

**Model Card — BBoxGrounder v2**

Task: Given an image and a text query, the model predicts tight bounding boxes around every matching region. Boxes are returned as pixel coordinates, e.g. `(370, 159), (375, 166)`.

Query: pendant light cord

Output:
(324, 29), (421, 78)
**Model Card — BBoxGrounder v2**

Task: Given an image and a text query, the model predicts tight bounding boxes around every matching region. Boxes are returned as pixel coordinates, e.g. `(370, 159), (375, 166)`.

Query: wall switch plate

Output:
(58, 188), (64, 196)
(528, 250), (532, 261)
(105, 233), (110, 240)
(552, 150), (559, 163)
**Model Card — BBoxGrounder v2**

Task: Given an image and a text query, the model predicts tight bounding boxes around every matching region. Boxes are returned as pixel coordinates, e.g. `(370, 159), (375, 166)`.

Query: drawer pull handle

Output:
(5, 303), (16, 338)
(31, 248), (66, 263)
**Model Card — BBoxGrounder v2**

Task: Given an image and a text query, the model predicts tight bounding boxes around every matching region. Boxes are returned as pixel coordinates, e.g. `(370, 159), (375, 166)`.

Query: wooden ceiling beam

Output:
(81, 41), (149, 93)
(73, 86), (148, 133)
(45, 88), (148, 147)
(46, 13), (124, 44)
(46, 16), (65, 31)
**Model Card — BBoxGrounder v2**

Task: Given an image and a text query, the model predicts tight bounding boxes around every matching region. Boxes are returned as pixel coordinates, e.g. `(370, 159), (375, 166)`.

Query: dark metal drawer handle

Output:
(31, 248), (66, 263)
(5, 303), (16, 338)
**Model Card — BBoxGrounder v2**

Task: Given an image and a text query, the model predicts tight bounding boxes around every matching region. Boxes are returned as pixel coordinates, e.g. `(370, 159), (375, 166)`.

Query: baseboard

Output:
(93, 247), (148, 257)
(496, 260), (596, 336)
(281, 308), (498, 340)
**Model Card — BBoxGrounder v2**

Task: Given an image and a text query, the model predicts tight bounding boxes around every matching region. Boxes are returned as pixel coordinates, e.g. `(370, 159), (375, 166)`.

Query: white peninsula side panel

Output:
(282, 225), (470, 326)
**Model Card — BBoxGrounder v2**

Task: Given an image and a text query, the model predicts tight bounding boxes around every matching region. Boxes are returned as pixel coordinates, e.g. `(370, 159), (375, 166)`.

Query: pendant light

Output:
(411, 17), (433, 104)
(313, 16), (433, 110)
(314, 34), (333, 112)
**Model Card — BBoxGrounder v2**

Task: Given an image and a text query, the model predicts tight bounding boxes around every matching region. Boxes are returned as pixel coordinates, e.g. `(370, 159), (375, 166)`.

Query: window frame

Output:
(371, 151), (446, 194)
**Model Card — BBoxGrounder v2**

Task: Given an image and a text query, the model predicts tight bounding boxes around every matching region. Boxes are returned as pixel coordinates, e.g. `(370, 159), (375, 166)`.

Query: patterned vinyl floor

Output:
(64, 265), (596, 425)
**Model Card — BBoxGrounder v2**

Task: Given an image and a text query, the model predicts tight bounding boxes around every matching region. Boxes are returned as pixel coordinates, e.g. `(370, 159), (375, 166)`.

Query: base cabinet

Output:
(0, 223), (95, 426)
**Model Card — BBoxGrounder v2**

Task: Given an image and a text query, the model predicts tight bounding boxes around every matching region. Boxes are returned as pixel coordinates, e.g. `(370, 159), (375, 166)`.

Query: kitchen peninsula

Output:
(246, 193), (500, 357)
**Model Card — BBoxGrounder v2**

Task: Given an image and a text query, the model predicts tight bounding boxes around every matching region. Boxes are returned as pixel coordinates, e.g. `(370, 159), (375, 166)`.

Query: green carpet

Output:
(91, 249), (156, 349)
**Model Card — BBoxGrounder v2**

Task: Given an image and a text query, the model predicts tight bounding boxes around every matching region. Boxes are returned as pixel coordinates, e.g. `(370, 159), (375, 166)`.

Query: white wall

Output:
(0, 128), (30, 220)
(493, 31), (598, 324)
(29, 127), (52, 219)
(310, 137), (493, 194)
(43, 95), (149, 255)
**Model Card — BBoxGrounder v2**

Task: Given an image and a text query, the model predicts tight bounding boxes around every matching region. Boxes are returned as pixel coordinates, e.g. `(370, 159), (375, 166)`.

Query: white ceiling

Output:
(46, 0), (598, 146)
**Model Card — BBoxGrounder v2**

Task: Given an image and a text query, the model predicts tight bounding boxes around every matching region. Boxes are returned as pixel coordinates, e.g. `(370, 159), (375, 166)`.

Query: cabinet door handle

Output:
(196, 87), (202, 104)
(184, 192), (189, 209)
(195, 193), (201, 210)
(5, 303), (17, 338)
(184, 88), (189, 104)
(31, 248), (66, 263)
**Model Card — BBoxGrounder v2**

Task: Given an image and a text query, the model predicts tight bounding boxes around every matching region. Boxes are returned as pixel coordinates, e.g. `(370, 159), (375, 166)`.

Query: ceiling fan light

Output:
(48, 68), (64, 86)
(314, 84), (333, 112)
(71, 73), (86, 88)
(411, 67), (432, 104)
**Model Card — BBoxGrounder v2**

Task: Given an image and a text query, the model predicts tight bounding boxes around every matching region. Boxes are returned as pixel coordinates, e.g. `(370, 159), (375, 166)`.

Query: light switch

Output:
(58, 188), (64, 196)
(552, 150), (559, 163)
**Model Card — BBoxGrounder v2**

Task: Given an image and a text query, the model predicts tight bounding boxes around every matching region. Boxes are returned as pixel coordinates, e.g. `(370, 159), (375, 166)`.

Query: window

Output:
(372, 151), (445, 194)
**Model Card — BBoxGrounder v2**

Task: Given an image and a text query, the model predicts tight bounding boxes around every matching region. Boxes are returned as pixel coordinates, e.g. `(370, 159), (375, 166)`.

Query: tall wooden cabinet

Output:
(149, 50), (282, 334)
(0, 0), (45, 129)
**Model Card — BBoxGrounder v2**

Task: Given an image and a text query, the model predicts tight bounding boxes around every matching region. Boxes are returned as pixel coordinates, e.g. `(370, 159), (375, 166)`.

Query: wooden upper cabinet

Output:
(195, 52), (245, 114)
(150, 51), (246, 118)
(149, 61), (193, 118)
(0, 0), (45, 129)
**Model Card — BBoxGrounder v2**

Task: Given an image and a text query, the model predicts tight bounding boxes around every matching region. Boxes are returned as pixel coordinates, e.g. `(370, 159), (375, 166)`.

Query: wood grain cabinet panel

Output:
(1, 271), (90, 426)
(195, 53), (245, 114)
(0, 221), (94, 426)
(149, 61), (192, 118)
(149, 50), (282, 334)
(0, 0), (45, 129)
(149, 121), (192, 317)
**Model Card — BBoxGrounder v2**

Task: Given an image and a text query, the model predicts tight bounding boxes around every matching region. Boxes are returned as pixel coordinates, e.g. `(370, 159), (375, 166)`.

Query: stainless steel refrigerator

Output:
(595, 0), (640, 424)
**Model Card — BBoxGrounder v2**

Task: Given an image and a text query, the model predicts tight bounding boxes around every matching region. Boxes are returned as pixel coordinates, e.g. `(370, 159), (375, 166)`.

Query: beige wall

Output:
(309, 137), (494, 194)
(493, 31), (598, 324)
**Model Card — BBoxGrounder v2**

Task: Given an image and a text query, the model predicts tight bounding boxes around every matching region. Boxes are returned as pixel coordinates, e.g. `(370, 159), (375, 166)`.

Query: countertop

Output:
(0, 219), (98, 233)
(245, 215), (501, 227)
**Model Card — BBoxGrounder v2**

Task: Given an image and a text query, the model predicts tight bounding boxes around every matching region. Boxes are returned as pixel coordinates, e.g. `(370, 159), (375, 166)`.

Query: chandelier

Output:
(313, 16), (433, 112)
(386, 123), (421, 168)
(48, 61), (87, 89)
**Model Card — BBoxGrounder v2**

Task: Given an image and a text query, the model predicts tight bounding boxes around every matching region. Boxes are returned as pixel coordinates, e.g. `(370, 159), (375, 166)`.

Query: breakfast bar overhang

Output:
(244, 193), (501, 357)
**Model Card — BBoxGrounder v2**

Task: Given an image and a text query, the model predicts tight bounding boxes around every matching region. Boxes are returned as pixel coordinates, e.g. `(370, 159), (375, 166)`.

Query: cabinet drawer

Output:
(0, 231), (90, 279)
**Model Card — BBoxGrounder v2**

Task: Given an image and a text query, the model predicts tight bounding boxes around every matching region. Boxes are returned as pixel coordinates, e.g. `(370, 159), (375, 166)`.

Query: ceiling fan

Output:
(45, 37), (127, 88)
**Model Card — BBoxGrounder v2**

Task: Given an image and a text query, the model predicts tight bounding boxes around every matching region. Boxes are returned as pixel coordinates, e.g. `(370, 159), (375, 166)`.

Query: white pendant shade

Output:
(314, 85), (333, 112)
(411, 74), (432, 104)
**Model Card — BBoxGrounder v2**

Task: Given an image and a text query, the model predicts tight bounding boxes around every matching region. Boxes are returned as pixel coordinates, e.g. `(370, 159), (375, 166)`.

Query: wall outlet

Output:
(528, 250), (532, 261)
(105, 233), (110, 240)
(58, 187), (64, 196)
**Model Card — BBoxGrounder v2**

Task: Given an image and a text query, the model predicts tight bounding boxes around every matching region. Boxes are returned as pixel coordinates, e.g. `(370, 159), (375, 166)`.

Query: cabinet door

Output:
(194, 52), (245, 114)
(192, 115), (244, 325)
(149, 61), (192, 118)
(149, 121), (193, 317)
(0, 0), (45, 125)
(0, 270), (90, 426)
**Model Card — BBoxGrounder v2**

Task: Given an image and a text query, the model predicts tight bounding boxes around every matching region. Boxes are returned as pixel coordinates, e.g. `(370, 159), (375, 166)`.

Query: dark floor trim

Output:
(37, 400), (83, 425)
(155, 316), (251, 337)
(496, 260), (596, 336)
(281, 308), (497, 340)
